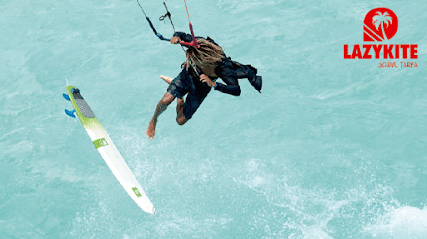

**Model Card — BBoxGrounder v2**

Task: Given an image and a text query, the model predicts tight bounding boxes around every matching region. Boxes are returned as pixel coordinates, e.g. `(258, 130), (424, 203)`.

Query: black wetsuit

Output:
(167, 32), (262, 120)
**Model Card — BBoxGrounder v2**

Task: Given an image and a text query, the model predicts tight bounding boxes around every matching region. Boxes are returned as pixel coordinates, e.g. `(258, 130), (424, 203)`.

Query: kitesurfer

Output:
(146, 32), (262, 140)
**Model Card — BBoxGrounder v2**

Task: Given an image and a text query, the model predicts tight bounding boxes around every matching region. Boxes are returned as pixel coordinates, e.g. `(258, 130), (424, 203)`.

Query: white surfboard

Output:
(64, 86), (155, 214)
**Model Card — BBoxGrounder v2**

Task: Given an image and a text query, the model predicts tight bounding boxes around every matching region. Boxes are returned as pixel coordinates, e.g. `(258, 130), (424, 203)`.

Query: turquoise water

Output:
(1, 0), (426, 238)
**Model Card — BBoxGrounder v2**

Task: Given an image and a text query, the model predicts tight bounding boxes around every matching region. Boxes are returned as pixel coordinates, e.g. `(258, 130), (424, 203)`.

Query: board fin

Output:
(65, 109), (76, 118)
(63, 93), (71, 101)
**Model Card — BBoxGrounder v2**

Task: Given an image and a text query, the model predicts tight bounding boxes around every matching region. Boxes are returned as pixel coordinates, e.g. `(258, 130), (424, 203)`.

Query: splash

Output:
(364, 206), (427, 238)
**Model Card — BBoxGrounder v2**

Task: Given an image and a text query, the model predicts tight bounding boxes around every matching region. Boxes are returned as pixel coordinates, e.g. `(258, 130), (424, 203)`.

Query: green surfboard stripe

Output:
(93, 138), (108, 149)
(132, 187), (142, 197)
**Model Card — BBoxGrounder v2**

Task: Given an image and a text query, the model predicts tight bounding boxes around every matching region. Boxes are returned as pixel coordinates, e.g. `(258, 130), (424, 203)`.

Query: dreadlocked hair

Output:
(185, 38), (225, 73)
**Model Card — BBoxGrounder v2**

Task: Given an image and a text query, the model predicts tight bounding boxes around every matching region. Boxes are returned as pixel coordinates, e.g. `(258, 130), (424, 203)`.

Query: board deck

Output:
(65, 85), (155, 214)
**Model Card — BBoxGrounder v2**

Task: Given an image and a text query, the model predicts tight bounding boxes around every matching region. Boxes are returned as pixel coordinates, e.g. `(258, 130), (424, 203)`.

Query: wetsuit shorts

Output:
(167, 68), (211, 120)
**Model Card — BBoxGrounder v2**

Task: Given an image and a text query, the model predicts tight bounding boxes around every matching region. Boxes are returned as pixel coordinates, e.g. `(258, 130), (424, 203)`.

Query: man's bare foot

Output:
(146, 118), (157, 140)
(160, 75), (173, 85)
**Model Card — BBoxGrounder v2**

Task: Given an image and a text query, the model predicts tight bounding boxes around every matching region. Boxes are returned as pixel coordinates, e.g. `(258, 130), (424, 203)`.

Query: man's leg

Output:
(176, 85), (212, 126)
(176, 98), (188, 125)
(161, 75), (188, 125)
(146, 92), (175, 140)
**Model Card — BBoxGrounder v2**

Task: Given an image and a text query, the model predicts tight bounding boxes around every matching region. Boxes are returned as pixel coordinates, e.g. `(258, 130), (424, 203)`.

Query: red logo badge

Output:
(344, 7), (419, 68)
(363, 8), (398, 42)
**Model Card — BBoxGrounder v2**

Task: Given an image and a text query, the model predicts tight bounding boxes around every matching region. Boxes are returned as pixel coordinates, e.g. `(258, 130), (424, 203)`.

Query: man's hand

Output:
(200, 74), (215, 87)
(170, 36), (180, 44)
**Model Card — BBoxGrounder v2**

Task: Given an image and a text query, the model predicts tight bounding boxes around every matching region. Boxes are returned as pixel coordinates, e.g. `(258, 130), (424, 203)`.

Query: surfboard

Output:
(63, 85), (155, 214)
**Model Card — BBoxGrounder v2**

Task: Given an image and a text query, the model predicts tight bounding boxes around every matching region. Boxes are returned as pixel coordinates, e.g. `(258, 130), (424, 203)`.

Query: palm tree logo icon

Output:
(373, 12), (393, 40)
(363, 8), (398, 42)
